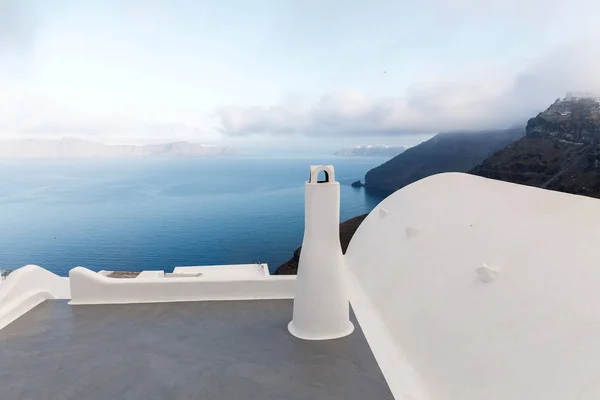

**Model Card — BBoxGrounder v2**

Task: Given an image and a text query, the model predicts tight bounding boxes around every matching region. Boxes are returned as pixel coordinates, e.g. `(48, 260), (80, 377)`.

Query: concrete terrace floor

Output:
(0, 299), (393, 400)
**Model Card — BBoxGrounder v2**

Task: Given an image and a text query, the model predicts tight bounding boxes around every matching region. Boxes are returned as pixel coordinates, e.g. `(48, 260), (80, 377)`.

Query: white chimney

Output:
(288, 165), (355, 340)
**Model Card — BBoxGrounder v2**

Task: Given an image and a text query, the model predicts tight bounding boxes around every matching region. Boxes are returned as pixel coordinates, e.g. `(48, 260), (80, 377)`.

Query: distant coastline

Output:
(0, 138), (236, 159)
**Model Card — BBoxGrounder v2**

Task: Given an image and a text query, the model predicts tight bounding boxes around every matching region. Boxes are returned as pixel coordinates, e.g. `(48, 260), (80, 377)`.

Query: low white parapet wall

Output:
(69, 267), (295, 305)
(137, 270), (165, 279)
(172, 263), (270, 279)
(0, 265), (70, 330)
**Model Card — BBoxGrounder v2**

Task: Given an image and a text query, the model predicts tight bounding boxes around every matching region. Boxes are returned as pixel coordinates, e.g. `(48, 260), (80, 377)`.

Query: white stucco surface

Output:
(172, 263), (270, 279)
(289, 166), (354, 340)
(69, 266), (295, 305)
(0, 265), (70, 330)
(347, 272), (432, 400)
(136, 270), (165, 279)
(345, 173), (600, 400)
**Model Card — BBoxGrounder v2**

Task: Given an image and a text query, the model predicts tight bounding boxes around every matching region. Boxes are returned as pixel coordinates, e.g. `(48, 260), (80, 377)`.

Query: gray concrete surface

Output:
(0, 300), (393, 400)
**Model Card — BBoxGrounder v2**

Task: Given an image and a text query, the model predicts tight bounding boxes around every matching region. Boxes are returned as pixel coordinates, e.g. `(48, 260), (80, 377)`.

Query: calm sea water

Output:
(0, 156), (386, 275)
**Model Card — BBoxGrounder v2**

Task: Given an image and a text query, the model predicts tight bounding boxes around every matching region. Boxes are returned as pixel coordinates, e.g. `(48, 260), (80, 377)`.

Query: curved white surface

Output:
(0, 265), (70, 330)
(289, 166), (354, 340)
(69, 267), (295, 305)
(345, 173), (600, 400)
(347, 272), (432, 400)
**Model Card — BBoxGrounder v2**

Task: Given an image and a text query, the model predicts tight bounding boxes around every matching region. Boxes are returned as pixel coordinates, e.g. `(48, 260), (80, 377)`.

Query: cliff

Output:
(274, 214), (368, 275)
(363, 128), (524, 195)
(471, 97), (600, 198)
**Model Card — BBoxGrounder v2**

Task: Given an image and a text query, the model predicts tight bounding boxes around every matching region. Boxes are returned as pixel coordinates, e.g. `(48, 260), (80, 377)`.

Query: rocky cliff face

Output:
(363, 128), (524, 195)
(471, 97), (600, 198)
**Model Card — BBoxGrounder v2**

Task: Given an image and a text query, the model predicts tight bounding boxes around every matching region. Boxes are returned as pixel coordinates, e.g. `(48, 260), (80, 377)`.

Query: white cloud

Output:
(215, 38), (600, 137)
(4, 37), (600, 142)
(0, 85), (221, 144)
(3, 0), (600, 142)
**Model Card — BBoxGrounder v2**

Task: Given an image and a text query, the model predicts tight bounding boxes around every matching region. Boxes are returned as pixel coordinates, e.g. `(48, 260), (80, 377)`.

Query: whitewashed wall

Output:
(69, 267), (296, 305)
(172, 263), (270, 279)
(0, 265), (70, 330)
(345, 173), (600, 400)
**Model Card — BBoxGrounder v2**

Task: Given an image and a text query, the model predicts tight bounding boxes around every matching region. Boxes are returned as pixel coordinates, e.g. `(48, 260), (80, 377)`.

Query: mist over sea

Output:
(0, 156), (385, 275)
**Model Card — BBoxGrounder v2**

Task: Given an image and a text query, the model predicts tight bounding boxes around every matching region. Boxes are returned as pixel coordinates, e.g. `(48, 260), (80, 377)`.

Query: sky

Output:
(1, 0), (600, 150)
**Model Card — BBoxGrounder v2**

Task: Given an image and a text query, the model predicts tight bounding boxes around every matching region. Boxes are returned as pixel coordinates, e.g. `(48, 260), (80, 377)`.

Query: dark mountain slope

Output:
(471, 97), (600, 198)
(364, 128), (524, 194)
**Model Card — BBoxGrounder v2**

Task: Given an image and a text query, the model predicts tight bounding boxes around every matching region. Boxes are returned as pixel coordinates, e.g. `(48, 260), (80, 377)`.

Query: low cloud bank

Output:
(216, 40), (600, 136)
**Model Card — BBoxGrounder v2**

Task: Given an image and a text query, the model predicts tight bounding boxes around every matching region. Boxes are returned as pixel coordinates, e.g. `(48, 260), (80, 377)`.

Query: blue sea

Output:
(0, 156), (386, 275)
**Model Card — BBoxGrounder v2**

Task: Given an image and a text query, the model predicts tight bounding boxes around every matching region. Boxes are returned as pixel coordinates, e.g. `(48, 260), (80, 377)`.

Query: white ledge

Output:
(69, 267), (296, 305)
(0, 265), (70, 330)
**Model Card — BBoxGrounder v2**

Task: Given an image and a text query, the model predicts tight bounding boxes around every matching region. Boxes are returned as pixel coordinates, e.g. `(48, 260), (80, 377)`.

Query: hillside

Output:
(363, 127), (525, 194)
(471, 97), (600, 198)
(0, 138), (235, 159)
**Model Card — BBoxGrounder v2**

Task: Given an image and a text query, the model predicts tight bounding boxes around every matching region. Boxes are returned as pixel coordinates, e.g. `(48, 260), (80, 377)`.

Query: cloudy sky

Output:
(1, 0), (600, 150)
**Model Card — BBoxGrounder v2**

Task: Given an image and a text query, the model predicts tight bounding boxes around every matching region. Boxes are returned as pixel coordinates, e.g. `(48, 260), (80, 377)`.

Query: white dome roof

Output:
(346, 173), (600, 400)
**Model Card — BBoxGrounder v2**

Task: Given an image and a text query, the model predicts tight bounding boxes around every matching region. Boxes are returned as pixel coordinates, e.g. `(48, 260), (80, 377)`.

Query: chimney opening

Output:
(317, 170), (329, 183)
